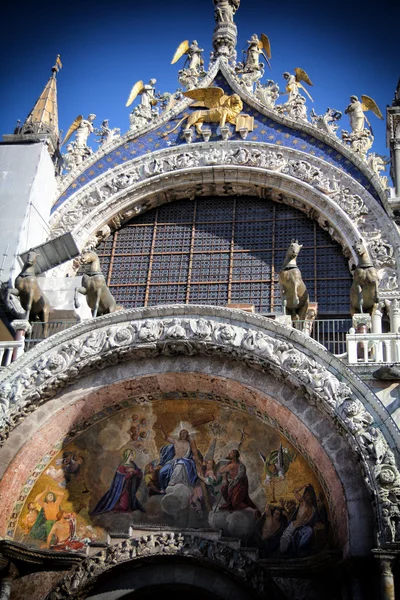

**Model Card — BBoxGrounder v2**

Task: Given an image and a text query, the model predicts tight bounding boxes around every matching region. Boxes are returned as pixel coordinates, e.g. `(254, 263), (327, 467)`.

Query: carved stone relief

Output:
(46, 533), (262, 599)
(50, 143), (398, 292)
(0, 308), (398, 544)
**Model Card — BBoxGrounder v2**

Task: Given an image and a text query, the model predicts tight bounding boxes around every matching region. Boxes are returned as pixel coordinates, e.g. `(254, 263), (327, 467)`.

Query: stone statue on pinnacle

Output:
(213, 0), (240, 23)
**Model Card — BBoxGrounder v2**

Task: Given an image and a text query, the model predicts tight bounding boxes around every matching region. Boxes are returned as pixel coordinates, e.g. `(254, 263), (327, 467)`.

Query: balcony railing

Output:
(0, 340), (24, 368)
(293, 318), (352, 356)
(5, 317), (400, 367)
(347, 332), (400, 365)
(24, 320), (77, 352)
(22, 317), (353, 357)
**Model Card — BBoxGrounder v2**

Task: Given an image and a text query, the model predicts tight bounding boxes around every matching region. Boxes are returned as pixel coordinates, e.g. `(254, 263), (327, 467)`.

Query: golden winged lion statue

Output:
(165, 87), (247, 136)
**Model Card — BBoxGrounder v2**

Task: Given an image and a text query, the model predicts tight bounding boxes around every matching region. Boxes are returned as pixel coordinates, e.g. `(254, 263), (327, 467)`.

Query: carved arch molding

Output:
(50, 142), (400, 293)
(1, 305), (400, 549)
(44, 533), (285, 599)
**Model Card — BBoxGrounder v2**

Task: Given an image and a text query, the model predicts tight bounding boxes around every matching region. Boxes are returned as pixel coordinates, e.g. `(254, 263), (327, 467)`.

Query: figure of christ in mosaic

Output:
(157, 428), (199, 491)
(90, 449), (145, 516)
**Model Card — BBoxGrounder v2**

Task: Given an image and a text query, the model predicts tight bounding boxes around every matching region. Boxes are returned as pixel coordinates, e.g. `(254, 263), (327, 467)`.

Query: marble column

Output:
(379, 555), (395, 600)
(10, 319), (32, 361)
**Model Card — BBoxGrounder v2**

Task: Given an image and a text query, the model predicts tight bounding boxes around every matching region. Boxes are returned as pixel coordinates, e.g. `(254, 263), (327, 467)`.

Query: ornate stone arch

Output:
(0, 306), (399, 547)
(50, 143), (400, 293)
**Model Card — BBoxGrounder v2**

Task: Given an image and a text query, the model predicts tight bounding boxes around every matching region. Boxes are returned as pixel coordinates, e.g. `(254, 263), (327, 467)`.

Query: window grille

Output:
(96, 197), (352, 315)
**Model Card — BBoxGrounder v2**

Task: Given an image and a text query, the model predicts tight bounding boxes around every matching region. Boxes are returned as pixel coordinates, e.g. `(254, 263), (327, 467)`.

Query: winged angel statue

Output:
(281, 68), (313, 102)
(166, 87), (246, 136)
(126, 79), (178, 132)
(171, 40), (206, 89)
(344, 94), (383, 134)
(61, 114), (96, 170)
(342, 94), (383, 157)
(171, 40), (205, 75)
(240, 33), (271, 72)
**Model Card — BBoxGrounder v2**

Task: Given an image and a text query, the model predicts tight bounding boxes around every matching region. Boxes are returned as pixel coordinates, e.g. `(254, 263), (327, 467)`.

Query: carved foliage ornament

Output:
(0, 313), (398, 544)
(51, 144), (396, 283)
(46, 533), (262, 599)
(52, 144), (377, 234)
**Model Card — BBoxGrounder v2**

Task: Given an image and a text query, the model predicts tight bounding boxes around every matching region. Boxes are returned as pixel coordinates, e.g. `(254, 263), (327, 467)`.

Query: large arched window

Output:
(96, 196), (352, 316)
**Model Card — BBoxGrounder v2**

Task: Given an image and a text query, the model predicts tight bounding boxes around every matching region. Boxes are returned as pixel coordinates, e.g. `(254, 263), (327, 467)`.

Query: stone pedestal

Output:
(352, 313), (371, 361)
(352, 313), (372, 332)
(372, 306), (383, 334)
(374, 553), (395, 600)
(212, 22), (237, 58)
(10, 319), (31, 360)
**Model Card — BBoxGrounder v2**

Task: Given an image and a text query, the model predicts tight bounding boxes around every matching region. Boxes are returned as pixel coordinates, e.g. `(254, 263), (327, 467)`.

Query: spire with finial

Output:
(212, 0), (240, 60)
(4, 56), (62, 168)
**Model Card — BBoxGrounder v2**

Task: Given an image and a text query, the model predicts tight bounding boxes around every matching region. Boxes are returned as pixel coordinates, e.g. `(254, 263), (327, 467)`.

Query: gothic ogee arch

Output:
(49, 56), (400, 293)
(0, 305), (399, 551)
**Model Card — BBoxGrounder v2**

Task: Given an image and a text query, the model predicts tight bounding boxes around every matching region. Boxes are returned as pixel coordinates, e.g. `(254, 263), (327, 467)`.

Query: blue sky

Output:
(1, 0), (399, 172)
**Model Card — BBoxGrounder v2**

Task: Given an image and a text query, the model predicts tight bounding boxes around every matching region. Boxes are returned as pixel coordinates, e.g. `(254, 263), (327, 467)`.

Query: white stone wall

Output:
(0, 141), (56, 285)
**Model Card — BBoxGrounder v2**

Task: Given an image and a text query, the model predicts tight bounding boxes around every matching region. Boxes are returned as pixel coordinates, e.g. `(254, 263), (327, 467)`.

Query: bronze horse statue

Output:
(8, 249), (51, 337)
(279, 240), (309, 322)
(350, 239), (379, 317)
(74, 250), (123, 318)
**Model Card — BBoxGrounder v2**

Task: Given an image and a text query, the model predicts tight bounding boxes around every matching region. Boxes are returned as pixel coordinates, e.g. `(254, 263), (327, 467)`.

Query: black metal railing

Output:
(24, 321), (78, 352)
(293, 318), (352, 356)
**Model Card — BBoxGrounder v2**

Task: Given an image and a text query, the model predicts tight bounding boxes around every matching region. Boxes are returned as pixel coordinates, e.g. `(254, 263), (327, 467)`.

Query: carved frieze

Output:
(46, 533), (261, 599)
(49, 143), (398, 292)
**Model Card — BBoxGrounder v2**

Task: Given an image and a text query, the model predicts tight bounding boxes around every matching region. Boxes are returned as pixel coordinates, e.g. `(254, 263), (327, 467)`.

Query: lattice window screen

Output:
(96, 197), (352, 314)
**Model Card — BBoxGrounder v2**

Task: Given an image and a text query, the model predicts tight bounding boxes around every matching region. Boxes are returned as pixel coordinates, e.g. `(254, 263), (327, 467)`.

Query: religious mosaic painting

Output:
(15, 399), (333, 558)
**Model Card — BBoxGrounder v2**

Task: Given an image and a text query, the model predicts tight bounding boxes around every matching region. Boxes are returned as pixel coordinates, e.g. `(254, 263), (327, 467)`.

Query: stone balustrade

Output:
(0, 341), (24, 368)
(347, 331), (400, 364)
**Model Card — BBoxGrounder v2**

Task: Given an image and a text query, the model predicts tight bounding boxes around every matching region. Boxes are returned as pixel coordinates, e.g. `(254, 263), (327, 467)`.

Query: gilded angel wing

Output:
(260, 33), (271, 59)
(171, 40), (189, 64)
(294, 67), (313, 86)
(126, 80), (145, 107)
(294, 68), (314, 102)
(361, 95), (384, 119)
(61, 115), (83, 146)
(183, 87), (227, 109)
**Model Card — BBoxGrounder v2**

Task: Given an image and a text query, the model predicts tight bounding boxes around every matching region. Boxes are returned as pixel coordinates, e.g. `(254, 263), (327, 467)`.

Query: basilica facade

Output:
(0, 2), (400, 599)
